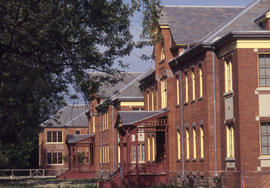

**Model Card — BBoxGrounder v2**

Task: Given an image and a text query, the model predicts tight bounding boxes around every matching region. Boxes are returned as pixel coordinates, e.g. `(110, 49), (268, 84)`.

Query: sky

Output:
(124, 0), (255, 72)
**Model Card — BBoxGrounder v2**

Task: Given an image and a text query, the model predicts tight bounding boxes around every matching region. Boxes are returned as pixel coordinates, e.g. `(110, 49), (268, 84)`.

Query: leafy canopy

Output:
(0, 0), (161, 168)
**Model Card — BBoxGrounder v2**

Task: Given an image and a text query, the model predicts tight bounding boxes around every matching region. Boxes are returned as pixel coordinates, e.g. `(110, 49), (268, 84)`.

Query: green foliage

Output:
(0, 0), (161, 169)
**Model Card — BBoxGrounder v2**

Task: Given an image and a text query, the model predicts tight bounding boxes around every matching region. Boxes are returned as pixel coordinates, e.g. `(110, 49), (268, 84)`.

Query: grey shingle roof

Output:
(96, 72), (143, 99)
(160, 6), (244, 44)
(66, 134), (92, 144)
(41, 104), (89, 128)
(203, 0), (270, 43)
(118, 110), (168, 126)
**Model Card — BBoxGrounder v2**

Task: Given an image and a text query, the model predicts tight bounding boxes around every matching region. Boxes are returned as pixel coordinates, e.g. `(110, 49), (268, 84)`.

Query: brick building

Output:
(51, 0), (270, 187)
(39, 104), (89, 175)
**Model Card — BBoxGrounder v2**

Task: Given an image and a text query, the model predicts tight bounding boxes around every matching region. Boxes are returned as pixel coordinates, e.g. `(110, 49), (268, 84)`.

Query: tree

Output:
(0, 0), (161, 168)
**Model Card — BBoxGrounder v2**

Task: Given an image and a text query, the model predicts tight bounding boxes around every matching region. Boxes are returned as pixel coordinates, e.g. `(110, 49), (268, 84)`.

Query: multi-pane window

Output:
(161, 79), (167, 108)
(75, 130), (80, 135)
(225, 60), (233, 92)
(192, 70), (195, 100)
(226, 125), (235, 158)
(47, 153), (63, 165)
(185, 73), (188, 103)
(186, 129), (190, 159)
(193, 128), (196, 159)
(47, 131), (62, 143)
(132, 145), (136, 162)
(200, 126), (204, 159)
(261, 122), (270, 155)
(259, 54), (270, 86)
(101, 145), (110, 164)
(199, 66), (203, 97)
(176, 78), (180, 105)
(132, 144), (145, 163)
(177, 131), (181, 160)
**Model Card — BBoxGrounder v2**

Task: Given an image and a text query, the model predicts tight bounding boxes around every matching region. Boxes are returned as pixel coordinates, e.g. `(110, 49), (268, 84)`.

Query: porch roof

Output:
(117, 110), (168, 126)
(66, 134), (94, 144)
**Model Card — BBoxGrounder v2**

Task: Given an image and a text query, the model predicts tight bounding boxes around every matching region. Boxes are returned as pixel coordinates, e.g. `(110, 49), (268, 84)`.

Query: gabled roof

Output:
(160, 5), (244, 44)
(66, 134), (92, 144)
(96, 72), (143, 99)
(117, 110), (168, 126)
(41, 104), (89, 128)
(202, 0), (270, 43)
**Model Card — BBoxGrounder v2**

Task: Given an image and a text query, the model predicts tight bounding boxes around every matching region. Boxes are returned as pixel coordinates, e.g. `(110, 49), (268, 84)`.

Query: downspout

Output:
(112, 105), (115, 171)
(212, 48), (218, 177)
(180, 70), (185, 178)
(100, 112), (103, 179)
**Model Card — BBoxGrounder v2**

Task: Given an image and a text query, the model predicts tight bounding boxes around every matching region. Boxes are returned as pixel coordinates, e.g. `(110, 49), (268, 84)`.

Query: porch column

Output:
(69, 145), (74, 169)
(135, 128), (139, 174)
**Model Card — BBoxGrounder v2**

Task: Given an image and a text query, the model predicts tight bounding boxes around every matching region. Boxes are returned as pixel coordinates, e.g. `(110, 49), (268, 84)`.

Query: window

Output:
(200, 126), (204, 159)
(259, 54), (270, 86)
(199, 66), (203, 97)
(156, 90), (159, 110)
(161, 79), (167, 108)
(75, 130), (80, 135)
(192, 70), (195, 100)
(225, 60), (233, 92)
(47, 131), (62, 143)
(152, 136), (155, 161)
(176, 78), (180, 105)
(226, 125), (235, 158)
(131, 144), (145, 163)
(186, 129), (190, 159)
(261, 122), (270, 155)
(152, 92), (154, 111)
(47, 153), (63, 165)
(93, 116), (95, 133)
(132, 145), (136, 162)
(193, 128), (196, 159)
(177, 131), (181, 160)
(147, 92), (150, 111)
(147, 137), (151, 161)
(141, 144), (145, 162)
(161, 45), (165, 60)
(185, 73), (188, 103)
(102, 113), (109, 131)
(118, 145), (121, 163)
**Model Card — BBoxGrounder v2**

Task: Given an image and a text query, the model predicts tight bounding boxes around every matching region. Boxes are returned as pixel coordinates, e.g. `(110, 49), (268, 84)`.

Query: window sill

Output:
(159, 59), (165, 64)
(225, 157), (235, 162)
(256, 87), (270, 91)
(223, 91), (233, 97)
(198, 97), (203, 101)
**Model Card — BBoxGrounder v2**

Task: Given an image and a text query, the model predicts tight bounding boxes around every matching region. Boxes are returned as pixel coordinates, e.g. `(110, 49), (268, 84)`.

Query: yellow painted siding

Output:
(120, 101), (144, 107)
(236, 40), (270, 49)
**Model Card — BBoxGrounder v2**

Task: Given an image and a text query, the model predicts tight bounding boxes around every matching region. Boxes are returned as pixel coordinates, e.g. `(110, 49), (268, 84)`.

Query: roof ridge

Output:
(163, 5), (246, 8)
(203, 0), (261, 43)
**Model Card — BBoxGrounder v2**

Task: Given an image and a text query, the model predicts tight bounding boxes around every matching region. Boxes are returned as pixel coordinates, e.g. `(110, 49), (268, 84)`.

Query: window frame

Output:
(258, 54), (270, 87)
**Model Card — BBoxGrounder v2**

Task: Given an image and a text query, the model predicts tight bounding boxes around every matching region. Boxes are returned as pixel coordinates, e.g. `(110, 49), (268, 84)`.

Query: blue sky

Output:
(124, 0), (255, 72)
